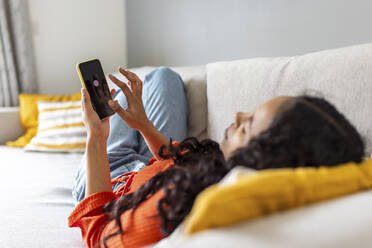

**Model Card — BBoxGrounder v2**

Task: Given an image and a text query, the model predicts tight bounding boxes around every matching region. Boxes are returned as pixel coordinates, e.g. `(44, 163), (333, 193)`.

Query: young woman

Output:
(69, 67), (365, 248)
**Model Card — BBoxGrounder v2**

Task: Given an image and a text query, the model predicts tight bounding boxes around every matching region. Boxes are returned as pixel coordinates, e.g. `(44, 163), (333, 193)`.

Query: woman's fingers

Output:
(108, 99), (127, 120)
(110, 88), (116, 97)
(137, 76), (143, 95)
(108, 74), (132, 102)
(128, 69), (143, 95)
(118, 67), (135, 82)
(118, 67), (142, 95)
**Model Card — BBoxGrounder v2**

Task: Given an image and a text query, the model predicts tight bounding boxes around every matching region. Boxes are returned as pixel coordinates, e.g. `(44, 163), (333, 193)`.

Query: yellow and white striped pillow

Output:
(25, 100), (86, 152)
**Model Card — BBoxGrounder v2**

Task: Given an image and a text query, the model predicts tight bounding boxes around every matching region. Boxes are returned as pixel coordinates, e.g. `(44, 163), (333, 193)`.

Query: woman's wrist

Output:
(87, 133), (107, 146)
(138, 119), (155, 134)
(138, 119), (170, 160)
(85, 130), (112, 197)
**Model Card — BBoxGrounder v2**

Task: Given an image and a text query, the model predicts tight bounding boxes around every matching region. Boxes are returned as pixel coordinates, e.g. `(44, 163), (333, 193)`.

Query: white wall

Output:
(127, 0), (372, 67)
(28, 0), (126, 94)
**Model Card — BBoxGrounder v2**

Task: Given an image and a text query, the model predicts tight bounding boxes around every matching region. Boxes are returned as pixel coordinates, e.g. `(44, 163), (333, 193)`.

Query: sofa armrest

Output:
(0, 107), (23, 145)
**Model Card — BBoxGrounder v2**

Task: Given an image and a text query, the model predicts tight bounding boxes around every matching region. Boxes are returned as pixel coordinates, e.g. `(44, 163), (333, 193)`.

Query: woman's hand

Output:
(108, 67), (172, 160)
(81, 88), (115, 141)
(108, 67), (151, 132)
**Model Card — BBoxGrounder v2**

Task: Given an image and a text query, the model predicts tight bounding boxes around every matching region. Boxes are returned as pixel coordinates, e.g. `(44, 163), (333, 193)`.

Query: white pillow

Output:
(207, 43), (372, 154)
(25, 101), (86, 152)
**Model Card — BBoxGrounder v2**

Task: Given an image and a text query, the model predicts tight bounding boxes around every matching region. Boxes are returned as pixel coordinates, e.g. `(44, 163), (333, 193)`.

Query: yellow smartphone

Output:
(76, 59), (115, 119)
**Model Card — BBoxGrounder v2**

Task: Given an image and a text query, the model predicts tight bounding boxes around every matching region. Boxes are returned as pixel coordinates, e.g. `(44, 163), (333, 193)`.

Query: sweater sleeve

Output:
(99, 190), (166, 248)
(68, 155), (177, 248)
(68, 190), (167, 248)
(68, 191), (116, 248)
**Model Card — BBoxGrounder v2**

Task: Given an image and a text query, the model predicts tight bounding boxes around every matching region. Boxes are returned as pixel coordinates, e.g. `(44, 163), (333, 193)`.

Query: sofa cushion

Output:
(107, 65), (207, 140)
(0, 146), (83, 247)
(206, 43), (372, 154)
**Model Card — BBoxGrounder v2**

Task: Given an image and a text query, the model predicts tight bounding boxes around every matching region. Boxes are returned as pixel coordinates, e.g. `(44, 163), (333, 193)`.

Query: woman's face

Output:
(221, 96), (291, 159)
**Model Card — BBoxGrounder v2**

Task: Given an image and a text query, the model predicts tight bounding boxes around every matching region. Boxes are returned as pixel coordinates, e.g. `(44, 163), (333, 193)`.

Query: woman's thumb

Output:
(108, 100), (127, 119)
(108, 100), (116, 109)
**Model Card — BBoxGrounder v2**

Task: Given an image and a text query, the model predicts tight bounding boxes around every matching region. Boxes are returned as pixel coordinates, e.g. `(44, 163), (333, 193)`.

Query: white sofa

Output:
(0, 43), (371, 248)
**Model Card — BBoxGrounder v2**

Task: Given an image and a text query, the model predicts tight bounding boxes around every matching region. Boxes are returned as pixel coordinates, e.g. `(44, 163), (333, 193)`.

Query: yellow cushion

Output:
(184, 159), (372, 235)
(6, 93), (81, 147)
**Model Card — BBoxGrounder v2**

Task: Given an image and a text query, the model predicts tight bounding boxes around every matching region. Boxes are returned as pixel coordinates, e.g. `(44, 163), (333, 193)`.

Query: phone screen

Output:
(78, 59), (115, 119)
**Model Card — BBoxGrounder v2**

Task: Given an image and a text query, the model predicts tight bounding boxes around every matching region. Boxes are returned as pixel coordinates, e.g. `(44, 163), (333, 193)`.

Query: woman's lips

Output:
(224, 123), (234, 140)
(224, 127), (229, 140)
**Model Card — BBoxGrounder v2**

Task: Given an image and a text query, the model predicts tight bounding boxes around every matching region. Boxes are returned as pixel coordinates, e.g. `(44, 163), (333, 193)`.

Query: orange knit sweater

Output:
(68, 158), (175, 248)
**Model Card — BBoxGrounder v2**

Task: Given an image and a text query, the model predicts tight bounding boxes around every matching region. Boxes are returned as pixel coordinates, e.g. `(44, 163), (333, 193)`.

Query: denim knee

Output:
(153, 66), (178, 77)
(145, 67), (183, 87)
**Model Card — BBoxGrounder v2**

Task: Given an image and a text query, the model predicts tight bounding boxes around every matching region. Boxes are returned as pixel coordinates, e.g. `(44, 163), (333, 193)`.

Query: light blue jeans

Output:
(72, 67), (188, 204)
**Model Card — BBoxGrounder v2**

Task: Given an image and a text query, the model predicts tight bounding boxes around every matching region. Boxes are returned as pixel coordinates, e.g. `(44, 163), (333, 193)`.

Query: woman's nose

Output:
(235, 112), (251, 126)
(234, 112), (243, 126)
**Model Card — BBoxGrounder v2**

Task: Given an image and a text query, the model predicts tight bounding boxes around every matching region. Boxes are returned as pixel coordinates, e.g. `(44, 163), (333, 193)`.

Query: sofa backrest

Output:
(108, 43), (372, 156)
(207, 43), (372, 155)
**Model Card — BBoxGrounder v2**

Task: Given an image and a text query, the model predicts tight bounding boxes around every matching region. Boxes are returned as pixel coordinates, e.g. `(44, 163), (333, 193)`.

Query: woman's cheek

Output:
(232, 133), (251, 151)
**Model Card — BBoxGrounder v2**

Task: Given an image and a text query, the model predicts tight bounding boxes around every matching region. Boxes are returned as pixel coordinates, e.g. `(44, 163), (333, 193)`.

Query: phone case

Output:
(76, 59), (115, 120)
(76, 58), (95, 90)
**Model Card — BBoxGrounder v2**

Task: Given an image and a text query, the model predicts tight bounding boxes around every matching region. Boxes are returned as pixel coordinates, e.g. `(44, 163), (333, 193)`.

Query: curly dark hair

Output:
(100, 95), (365, 247)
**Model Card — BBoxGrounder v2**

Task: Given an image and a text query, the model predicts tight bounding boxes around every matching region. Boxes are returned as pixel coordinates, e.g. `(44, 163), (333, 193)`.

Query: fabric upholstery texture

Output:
(0, 146), (83, 247)
(0, 107), (23, 144)
(207, 43), (372, 154)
